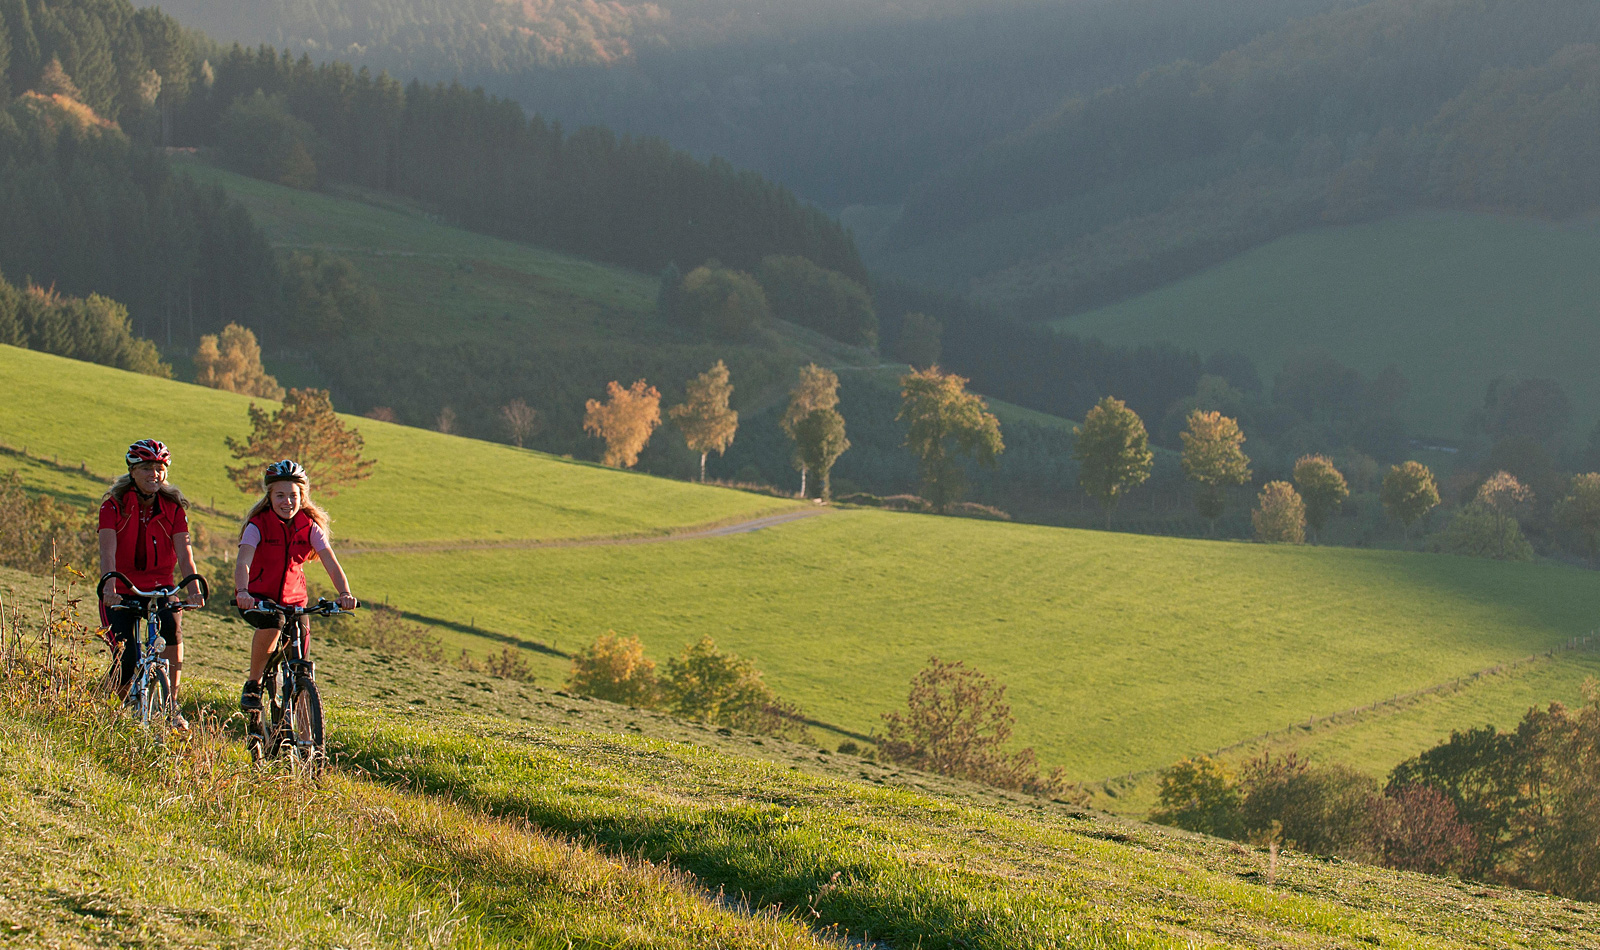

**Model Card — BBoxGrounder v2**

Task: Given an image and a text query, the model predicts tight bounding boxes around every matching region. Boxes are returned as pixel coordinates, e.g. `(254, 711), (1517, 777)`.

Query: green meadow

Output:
(0, 345), (799, 544)
(1052, 211), (1600, 436)
(7, 344), (1600, 800)
(3, 566), (1595, 949)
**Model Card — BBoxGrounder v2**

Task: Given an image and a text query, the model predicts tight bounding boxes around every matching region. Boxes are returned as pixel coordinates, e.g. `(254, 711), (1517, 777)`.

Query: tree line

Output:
(0, 269), (166, 375)
(1154, 686), (1600, 901)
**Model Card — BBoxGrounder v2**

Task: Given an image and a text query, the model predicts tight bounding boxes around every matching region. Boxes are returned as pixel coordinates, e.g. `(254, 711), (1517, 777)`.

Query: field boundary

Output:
(0, 441), (243, 519)
(1098, 631), (1600, 788)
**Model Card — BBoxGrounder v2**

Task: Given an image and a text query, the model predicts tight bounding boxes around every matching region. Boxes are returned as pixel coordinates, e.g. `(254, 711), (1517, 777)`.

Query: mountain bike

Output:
(96, 571), (208, 729)
(243, 597), (358, 764)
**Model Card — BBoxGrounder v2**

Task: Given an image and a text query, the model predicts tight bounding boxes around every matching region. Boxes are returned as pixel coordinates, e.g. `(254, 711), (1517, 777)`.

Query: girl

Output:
(99, 439), (204, 729)
(233, 460), (357, 712)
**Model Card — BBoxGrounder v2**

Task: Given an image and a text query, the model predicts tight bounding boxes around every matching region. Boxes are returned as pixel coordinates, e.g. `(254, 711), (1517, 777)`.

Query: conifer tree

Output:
(225, 388), (375, 495)
(668, 360), (738, 482)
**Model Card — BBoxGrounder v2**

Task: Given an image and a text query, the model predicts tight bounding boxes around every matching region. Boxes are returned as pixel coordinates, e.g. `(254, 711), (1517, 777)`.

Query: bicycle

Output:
(96, 571), (209, 729)
(243, 597), (358, 764)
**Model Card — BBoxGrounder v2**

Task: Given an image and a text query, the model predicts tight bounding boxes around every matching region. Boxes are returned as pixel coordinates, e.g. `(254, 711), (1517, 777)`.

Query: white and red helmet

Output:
(125, 439), (171, 467)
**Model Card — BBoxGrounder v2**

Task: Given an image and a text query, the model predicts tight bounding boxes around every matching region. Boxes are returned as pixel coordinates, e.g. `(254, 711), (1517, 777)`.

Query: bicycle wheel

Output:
(137, 667), (170, 728)
(287, 679), (324, 763)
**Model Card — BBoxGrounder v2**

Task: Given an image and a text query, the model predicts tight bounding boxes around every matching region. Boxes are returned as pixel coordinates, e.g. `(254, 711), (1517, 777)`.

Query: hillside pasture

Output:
(0, 345), (800, 544)
(1052, 211), (1600, 437)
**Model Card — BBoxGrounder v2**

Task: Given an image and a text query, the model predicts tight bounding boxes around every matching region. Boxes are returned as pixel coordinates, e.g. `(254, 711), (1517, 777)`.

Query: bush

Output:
(1152, 756), (1243, 839)
(879, 657), (1067, 796)
(677, 265), (769, 341)
(325, 605), (445, 664)
(1237, 753), (1377, 860)
(566, 632), (660, 706)
(0, 471), (95, 574)
(662, 636), (809, 741)
(1370, 784), (1479, 876)
(757, 255), (877, 347)
(1430, 503), (1534, 561)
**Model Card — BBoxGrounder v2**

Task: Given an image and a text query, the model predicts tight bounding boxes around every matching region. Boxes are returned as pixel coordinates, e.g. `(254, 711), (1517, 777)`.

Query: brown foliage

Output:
(0, 472), (95, 574)
(584, 380), (662, 468)
(880, 657), (1067, 797)
(1370, 784), (1479, 876)
(499, 399), (541, 448)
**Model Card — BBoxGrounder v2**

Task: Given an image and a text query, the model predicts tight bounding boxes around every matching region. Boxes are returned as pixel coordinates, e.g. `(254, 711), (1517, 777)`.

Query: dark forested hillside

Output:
(883, 0), (1600, 316)
(148, 0), (1355, 207)
(173, 45), (866, 283)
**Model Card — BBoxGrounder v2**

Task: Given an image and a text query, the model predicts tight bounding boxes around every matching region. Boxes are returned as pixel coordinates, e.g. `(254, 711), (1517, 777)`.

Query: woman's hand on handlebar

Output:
(236, 590), (257, 610)
(102, 588), (122, 609)
(336, 591), (357, 611)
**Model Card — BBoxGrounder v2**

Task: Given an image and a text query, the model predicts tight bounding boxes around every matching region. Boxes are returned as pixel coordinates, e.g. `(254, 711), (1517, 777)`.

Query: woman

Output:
(99, 439), (204, 729)
(234, 459), (357, 712)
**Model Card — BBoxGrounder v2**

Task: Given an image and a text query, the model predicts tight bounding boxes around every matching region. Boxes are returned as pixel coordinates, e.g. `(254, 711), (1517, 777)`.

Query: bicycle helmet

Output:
(263, 459), (307, 486)
(125, 439), (171, 467)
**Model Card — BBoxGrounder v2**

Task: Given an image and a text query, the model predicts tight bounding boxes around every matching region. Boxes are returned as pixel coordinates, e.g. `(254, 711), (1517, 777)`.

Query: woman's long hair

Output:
(244, 473), (331, 560)
(102, 473), (189, 509)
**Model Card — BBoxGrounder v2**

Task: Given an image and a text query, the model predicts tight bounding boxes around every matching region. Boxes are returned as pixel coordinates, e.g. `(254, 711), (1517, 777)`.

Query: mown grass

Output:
(1052, 211), (1600, 436)
(341, 509), (1600, 783)
(0, 344), (801, 544)
(4, 565), (1597, 948)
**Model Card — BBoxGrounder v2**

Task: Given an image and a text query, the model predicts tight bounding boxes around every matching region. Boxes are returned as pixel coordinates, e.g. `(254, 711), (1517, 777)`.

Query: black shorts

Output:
(102, 599), (181, 688)
(237, 606), (311, 656)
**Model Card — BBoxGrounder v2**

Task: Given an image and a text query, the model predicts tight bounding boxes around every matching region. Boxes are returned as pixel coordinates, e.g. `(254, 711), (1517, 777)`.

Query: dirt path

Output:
(341, 506), (828, 557)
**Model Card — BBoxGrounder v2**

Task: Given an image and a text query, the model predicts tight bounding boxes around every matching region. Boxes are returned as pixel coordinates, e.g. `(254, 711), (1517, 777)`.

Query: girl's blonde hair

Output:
(103, 472), (189, 509)
(244, 473), (332, 559)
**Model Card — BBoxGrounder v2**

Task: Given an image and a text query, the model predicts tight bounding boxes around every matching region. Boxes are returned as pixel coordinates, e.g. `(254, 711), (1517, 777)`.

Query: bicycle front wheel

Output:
(287, 680), (324, 763)
(137, 667), (170, 729)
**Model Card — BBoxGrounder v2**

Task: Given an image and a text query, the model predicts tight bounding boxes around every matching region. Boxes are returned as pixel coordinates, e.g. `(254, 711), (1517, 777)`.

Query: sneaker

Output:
(240, 681), (262, 712)
(169, 711), (191, 732)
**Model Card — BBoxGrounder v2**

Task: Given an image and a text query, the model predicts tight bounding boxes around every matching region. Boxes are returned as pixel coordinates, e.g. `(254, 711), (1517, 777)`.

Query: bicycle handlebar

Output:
(249, 596), (361, 618)
(98, 572), (209, 608)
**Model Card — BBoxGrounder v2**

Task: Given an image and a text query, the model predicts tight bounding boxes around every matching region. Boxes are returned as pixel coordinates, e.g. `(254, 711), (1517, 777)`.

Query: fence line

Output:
(1097, 630), (1600, 788)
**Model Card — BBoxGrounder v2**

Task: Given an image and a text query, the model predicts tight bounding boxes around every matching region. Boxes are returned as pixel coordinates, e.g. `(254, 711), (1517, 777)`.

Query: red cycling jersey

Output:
(98, 491), (189, 595)
(244, 509), (317, 607)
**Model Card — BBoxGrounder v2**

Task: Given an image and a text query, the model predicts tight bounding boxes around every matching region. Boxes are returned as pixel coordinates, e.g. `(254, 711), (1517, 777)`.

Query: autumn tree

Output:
(895, 311), (942, 370)
(566, 632), (660, 706)
(1180, 409), (1251, 534)
(1475, 471), (1534, 560)
(880, 657), (1065, 796)
(499, 398), (540, 448)
(1557, 473), (1600, 564)
(792, 407), (850, 501)
(435, 406), (457, 435)
(193, 323), (284, 399)
(1292, 455), (1349, 543)
(668, 360), (738, 481)
(584, 379), (662, 468)
(1151, 756), (1243, 839)
(780, 364), (840, 497)
(1253, 481), (1306, 544)
(225, 388), (375, 495)
(1381, 461), (1440, 543)
(1073, 395), (1153, 529)
(898, 367), (1004, 511)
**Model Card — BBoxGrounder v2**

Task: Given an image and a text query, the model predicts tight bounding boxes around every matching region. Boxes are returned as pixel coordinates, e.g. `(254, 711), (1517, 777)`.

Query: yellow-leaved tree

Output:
(584, 379), (661, 468)
(193, 323), (284, 399)
(668, 361), (738, 481)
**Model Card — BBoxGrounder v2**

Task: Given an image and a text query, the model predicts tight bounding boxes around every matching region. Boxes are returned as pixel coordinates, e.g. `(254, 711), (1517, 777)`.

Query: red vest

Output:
(104, 492), (185, 594)
(246, 510), (316, 607)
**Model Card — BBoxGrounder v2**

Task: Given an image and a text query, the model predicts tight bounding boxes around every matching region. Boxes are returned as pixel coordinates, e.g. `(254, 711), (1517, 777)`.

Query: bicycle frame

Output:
(97, 572), (208, 725)
(246, 597), (357, 762)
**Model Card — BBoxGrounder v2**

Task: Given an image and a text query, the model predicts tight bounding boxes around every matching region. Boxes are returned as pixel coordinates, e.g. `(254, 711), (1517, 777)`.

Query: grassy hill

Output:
(1051, 211), (1600, 438)
(3, 566), (1597, 949)
(7, 344), (1600, 812)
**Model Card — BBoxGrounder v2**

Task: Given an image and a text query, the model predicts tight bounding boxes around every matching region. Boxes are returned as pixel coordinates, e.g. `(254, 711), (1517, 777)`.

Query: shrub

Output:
(1370, 784), (1479, 876)
(677, 265), (769, 340)
(325, 605), (446, 664)
(1253, 481), (1306, 544)
(880, 657), (1067, 796)
(1237, 753), (1377, 860)
(757, 255), (877, 347)
(458, 647), (537, 682)
(566, 632), (660, 706)
(1152, 756), (1243, 839)
(662, 636), (809, 741)
(0, 472), (94, 574)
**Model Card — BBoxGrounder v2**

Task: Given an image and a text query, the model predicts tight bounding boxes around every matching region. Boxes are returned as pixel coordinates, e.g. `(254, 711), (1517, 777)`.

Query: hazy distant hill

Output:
(155, 0), (1354, 207)
(881, 0), (1600, 316)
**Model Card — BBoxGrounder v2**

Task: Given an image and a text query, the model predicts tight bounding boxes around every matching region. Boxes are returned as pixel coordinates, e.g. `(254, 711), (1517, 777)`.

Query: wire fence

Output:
(1097, 630), (1600, 788)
